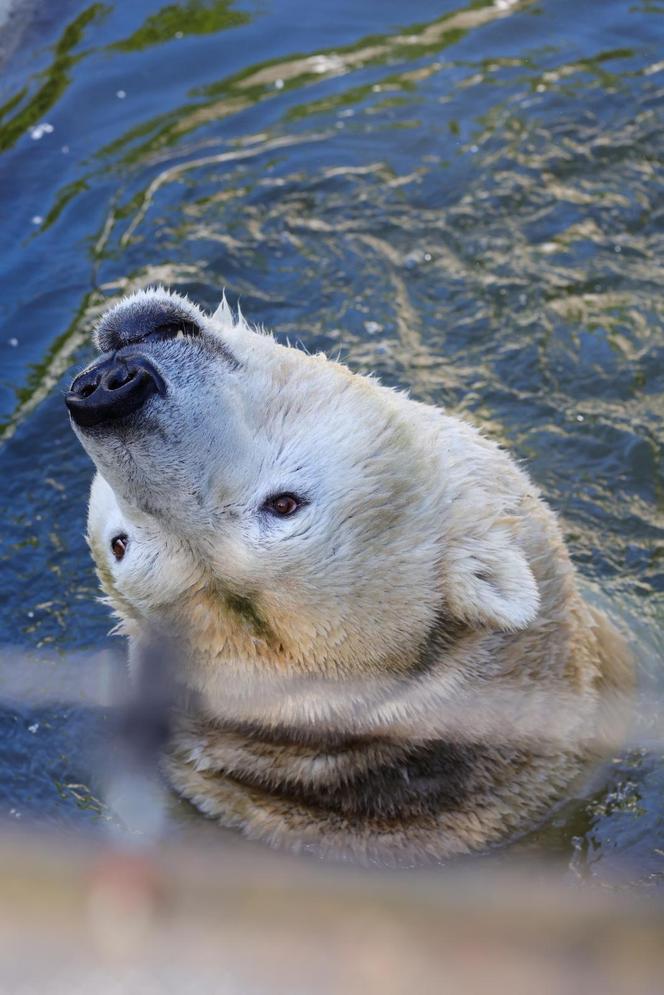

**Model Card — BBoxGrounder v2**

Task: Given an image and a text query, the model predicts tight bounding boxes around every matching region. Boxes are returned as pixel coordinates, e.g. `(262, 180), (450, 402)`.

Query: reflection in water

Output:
(0, 4), (108, 153)
(97, 0), (536, 166)
(109, 0), (251, 51)
(0, 0), (662, 887)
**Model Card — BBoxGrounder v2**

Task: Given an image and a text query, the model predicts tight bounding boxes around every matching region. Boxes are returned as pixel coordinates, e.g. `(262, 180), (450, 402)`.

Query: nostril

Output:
(79, 382), (98, 399)
(106, 368), (136, 391)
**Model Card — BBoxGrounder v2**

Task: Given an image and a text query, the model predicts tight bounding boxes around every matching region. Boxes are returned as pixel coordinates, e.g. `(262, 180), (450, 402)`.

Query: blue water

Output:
(0, 0), (662, 885)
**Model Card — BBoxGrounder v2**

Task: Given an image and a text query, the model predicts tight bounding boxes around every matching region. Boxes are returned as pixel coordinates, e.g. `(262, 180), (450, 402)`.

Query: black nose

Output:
(65, 353), (165, 428)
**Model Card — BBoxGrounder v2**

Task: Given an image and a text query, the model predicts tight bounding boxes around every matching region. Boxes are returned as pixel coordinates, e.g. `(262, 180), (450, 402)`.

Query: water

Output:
(0, 0), (662, 885)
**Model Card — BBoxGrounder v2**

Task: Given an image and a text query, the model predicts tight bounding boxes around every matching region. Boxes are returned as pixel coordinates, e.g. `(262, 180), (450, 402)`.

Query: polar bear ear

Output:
(443, 530), (540, 633)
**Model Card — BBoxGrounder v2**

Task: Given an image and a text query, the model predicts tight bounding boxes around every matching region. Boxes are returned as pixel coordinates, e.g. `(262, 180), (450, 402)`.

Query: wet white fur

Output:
(78, 287), (630, 859)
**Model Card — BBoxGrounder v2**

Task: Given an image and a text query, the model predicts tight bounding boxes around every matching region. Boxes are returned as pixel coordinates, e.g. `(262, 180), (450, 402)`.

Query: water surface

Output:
(0, 0), (662, 886)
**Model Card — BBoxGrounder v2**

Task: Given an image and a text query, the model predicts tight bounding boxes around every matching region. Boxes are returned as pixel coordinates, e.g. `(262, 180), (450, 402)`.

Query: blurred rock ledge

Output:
(0, 830), (662, 995)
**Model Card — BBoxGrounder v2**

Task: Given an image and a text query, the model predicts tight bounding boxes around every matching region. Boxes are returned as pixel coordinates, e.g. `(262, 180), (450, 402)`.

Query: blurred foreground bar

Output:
(0, 832), (662, 994)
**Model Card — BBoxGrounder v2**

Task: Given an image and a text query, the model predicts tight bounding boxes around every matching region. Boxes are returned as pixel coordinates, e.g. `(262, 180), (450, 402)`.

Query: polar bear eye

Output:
(263, 493), (302, 517)
(111, 534), (129, 561)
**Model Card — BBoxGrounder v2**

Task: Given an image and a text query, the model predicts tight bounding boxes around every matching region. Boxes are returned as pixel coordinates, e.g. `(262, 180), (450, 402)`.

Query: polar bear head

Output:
(67, 288), (540, 716)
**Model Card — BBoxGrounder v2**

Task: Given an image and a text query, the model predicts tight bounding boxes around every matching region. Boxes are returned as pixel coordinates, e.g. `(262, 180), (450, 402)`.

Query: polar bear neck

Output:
(158, 518), (629, 863)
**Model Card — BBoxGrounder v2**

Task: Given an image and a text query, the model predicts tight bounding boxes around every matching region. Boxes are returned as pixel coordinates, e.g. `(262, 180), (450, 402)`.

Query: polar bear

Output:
(66, 287), (631, 863)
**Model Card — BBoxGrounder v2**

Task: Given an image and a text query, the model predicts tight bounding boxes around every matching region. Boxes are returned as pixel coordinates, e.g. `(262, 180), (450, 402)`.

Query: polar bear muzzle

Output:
(64, 296), (211, 429)
(66, 351), (166, 428)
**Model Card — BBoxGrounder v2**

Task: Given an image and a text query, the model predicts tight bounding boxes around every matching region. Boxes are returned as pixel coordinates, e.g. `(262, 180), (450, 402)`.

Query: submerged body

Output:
(68, 287), (631, 863)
